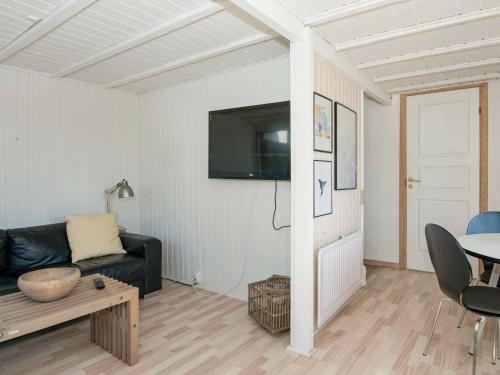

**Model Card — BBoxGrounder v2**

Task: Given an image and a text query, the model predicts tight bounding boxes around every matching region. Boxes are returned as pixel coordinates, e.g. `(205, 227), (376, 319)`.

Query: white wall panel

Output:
(363, 96), (400, 263)
(363, 81), (500, 263)
(313, 53), (363, 250)
(138, 57), (290, 300)
(0, 65), (140, 231)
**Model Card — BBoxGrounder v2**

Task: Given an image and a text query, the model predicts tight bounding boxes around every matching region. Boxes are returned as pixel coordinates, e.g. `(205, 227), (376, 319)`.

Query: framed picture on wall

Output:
(334, 102), (357, 190)
(314, 160), (333, 217)
(313, 93), (333, 153)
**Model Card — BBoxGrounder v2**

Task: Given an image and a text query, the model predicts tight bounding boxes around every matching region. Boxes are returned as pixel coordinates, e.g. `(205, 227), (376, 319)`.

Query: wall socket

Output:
(193, 272), (202, 285)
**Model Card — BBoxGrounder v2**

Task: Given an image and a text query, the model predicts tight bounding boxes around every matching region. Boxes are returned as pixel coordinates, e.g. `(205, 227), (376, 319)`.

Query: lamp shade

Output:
(118, 180), (134, 199)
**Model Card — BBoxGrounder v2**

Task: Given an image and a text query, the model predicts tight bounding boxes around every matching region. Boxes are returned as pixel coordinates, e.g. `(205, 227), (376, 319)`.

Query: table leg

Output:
(126, 289), (139, 366)
(490, 264), (500, 286)
(469, 264), (500, 354)
(89, 291), (139, 365)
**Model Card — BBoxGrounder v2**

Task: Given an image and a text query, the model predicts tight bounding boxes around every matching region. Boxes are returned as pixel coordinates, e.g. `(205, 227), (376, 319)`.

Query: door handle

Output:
(408, 177), (421, 183)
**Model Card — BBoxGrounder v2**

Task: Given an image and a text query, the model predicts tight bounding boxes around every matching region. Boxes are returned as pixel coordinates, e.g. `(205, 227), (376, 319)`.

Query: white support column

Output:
(359, 90), (365, 192)
(360, 90), (366, 285)
(288, 26), (315, 357)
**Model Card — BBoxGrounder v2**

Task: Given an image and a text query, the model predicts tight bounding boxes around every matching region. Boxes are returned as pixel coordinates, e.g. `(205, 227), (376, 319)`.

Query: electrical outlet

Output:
(193, 272), (202, 285)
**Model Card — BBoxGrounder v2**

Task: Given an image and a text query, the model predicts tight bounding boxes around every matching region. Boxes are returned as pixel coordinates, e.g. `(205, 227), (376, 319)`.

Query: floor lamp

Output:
(105, 179), (134, 213)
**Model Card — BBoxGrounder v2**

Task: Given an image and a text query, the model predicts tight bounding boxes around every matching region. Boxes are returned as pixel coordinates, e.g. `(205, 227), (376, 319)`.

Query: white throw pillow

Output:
(65, 213), (125, 263)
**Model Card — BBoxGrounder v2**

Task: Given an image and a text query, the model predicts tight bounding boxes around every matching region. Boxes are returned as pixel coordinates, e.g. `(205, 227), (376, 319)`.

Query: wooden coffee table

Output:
(0, 275), (139, 365)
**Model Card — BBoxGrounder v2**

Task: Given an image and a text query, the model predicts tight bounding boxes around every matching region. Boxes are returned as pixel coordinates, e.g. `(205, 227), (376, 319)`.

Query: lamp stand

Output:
(105, 186), (118, 213)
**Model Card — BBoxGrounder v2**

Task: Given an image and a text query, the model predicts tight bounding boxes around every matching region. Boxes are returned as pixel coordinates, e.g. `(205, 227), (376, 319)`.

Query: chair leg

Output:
(458, 308), (467, 328)
(473, 316), (484, 375)
(493, 319), (497, 364)
(457, 273), (475, 329)
(423, 298), (450, 356)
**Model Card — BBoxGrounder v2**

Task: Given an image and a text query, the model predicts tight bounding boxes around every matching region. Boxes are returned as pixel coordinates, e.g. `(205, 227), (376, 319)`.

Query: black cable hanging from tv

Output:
(273, 180), (291, 231)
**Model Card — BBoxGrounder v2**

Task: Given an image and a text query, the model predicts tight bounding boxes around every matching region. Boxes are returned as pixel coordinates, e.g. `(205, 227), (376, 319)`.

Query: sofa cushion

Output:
(7, 223), (71, 274)
(0, 229), (7, 272)
(73, 254), (145, 283)
(0, 273), (18, 296)
(65, 213), (125, 262)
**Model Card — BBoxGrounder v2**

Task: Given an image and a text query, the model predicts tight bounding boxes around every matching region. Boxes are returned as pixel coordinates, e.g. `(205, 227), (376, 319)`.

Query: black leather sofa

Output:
(0, 223), (162, 298)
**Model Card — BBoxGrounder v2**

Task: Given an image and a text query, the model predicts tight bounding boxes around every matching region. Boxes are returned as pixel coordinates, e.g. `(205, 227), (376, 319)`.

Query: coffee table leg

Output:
(89, 290), (139, 365)
(90, 313), (96, 343)
(126, 289), (139, 366)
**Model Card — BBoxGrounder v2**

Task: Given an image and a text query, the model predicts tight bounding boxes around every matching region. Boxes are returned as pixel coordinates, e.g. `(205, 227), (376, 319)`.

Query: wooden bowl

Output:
(18, 267), (81, 302)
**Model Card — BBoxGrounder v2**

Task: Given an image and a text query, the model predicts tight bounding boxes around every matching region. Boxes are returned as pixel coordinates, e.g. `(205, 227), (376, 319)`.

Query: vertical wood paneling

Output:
(363, 97), (400, 263)
(313, 54), (363, 250)
(0, 65), (140, 232)
(138, 57), (291, 300)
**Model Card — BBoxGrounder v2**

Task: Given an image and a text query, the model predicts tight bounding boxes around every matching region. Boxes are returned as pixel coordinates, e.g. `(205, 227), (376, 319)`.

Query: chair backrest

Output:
(425, 224), (472, 304)
(467, 211), (500, 235)
(467, 211), (500, 269)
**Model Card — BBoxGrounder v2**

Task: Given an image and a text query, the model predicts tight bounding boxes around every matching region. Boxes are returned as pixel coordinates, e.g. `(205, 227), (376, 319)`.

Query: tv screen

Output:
(209, 101), (290, 180)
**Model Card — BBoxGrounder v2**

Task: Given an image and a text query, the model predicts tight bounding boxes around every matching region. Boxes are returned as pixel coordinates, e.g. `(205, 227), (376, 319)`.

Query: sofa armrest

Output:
(120, 232), (162, 294)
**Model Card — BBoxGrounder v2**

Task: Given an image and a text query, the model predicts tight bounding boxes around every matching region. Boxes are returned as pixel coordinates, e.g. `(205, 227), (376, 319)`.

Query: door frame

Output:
(399, 83), (489, 270)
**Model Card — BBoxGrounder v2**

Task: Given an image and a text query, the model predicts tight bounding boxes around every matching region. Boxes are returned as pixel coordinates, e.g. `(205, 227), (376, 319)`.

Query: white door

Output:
(407, 88), (480, 273)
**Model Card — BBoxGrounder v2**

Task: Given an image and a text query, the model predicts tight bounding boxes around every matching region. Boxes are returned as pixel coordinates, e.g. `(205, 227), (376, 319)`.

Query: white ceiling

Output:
(1, 0), (500, 95)
(0, 0), (288, 94)
(0, 0), (66, 50)
(285, 0), (500, 93)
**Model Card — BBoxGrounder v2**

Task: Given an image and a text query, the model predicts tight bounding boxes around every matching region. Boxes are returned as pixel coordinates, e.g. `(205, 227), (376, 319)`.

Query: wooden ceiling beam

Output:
(358, 37), (500, 69)
(103, 33), (274, 89)
(229, 0), (303, 42)
(313, 32), (391, 105)
(305, 0), (408, 26)
(0, 0), (97, 62)
(53, 2), (224, 78)
(336, 7), (500, 51)
(386, 72), (500, 94)
(374, 57), (500, 83)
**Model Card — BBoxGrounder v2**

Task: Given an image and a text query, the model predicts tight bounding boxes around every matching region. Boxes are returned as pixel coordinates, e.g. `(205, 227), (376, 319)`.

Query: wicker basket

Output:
(248, 275), (290, 334)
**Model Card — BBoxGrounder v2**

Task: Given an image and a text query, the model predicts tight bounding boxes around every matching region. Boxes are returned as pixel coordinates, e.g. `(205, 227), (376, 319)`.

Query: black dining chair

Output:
(467, 211), (500, 287)
(424, 224), (500, 375)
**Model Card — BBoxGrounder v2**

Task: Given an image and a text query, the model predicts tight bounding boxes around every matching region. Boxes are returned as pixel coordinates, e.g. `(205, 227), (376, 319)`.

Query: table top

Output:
(0, 275), (138, 343)
(457, 233), (500, 263)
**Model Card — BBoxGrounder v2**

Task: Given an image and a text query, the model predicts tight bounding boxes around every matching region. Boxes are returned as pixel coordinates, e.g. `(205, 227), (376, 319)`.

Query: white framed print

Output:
(313, 93), (333, 153)
(334, 102), (357, 190)
(314, 160), (333, 218)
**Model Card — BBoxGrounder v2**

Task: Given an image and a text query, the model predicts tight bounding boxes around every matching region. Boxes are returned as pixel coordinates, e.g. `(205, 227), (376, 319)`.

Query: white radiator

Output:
(317, 231), (364, 329)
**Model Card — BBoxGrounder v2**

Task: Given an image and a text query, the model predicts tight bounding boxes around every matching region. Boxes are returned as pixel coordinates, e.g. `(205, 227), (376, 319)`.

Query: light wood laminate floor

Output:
(0, 267), (498, 374)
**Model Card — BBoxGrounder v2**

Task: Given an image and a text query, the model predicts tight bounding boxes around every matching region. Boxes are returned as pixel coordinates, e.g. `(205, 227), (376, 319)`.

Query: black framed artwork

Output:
(314, 160), (333, 217)
(313, 93), (333, 153)
(334, 102), (357, 190)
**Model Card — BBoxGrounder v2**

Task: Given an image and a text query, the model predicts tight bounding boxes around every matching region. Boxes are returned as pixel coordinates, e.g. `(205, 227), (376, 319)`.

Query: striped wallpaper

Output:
(313, 54), (363, 250)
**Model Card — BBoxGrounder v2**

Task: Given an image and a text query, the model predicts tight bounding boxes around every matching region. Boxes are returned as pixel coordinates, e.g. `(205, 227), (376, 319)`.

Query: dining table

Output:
(457, 233), (500, 355)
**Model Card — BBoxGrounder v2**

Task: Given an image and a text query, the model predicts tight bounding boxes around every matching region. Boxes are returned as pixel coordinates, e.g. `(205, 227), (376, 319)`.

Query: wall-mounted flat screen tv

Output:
(209, 101), (290, 180)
